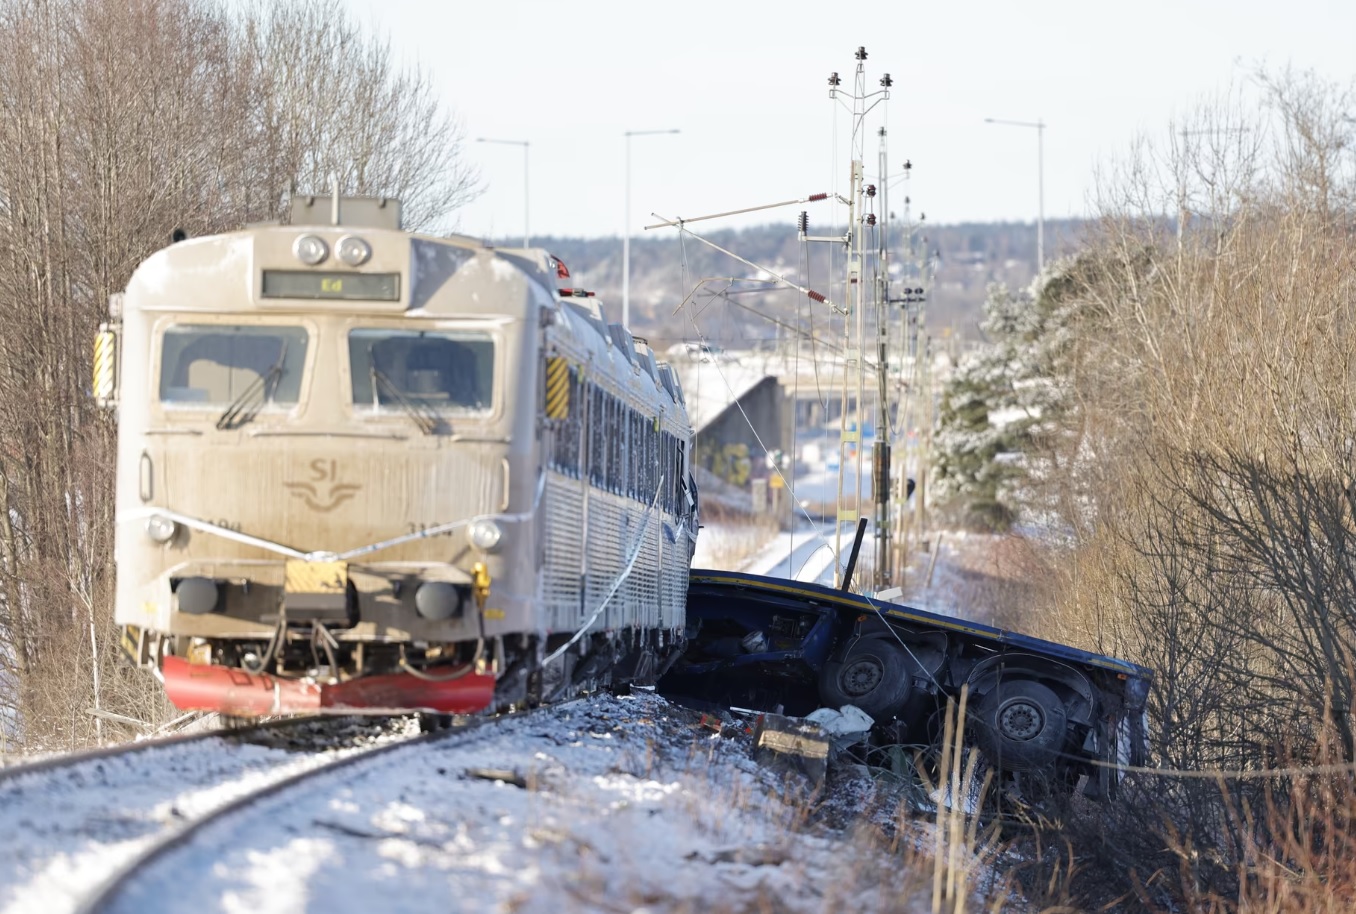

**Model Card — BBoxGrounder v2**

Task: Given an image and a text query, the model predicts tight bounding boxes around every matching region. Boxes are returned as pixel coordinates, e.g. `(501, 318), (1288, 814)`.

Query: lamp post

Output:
(475, 137), (530, 249)
(984, 117), (1045, 274)
(623, 128), (680, 327)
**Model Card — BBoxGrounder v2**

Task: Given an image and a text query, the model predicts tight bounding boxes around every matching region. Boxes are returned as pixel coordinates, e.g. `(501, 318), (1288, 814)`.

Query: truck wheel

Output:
(818, 639), (912, 721)
(973, 679), (1067, 773)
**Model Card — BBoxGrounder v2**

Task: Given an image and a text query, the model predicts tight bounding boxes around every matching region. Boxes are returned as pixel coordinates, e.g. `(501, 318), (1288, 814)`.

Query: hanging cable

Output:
(544, 477), (665, 666)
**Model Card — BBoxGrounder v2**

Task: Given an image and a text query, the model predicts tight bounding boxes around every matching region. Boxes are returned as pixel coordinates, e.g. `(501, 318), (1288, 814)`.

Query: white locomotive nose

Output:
(415, 582), (463, 620)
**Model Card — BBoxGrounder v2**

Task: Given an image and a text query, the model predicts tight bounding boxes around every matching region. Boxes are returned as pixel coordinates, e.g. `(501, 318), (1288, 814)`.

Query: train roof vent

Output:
(290, 193), (401, 230)
(671, 368), (687, 406)
(607, 324), (637, 365)
(656, 362), (677, 400)
(564, 299), (609, 342)
(632, 339), (659, 380)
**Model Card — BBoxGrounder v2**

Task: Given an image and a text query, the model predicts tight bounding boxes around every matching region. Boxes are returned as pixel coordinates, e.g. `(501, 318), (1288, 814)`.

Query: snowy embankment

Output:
(0, 720), (418, 914)
(113, 692), (938, 914)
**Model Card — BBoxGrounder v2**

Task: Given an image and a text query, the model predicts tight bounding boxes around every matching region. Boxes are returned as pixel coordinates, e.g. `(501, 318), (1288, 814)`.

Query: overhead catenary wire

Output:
(655, 216), (840, 314)
(675, 293), (871, 582)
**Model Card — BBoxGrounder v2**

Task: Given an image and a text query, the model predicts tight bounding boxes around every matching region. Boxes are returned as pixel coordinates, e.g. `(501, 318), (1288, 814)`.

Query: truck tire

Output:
(973, 679), (1067, 773)
(818, 639), (912, 721)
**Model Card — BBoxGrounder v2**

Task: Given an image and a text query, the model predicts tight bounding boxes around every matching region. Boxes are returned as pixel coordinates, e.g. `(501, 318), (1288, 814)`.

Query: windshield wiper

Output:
(370, 365), (440, 435)
(216, 346), (287, 430)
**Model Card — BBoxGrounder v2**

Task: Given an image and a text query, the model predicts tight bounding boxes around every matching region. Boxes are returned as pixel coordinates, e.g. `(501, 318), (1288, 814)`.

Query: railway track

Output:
(77, 714), (511, 914)
(0, 716), (326, 784)
(0, 715), (419, 914)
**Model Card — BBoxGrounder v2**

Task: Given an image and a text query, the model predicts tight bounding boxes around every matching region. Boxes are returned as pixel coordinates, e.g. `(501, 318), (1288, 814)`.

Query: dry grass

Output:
(551, 695), (1032, 914)
(694, 505), (782, 570)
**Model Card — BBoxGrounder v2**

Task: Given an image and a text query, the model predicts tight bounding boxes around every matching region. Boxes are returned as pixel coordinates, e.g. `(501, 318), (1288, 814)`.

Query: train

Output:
(95, 194), (699, 718)
(92, 191), (1150, 796)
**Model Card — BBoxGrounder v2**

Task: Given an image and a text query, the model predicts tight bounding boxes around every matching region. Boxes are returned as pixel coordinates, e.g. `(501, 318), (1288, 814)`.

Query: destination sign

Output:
(261, 270), (400, 301)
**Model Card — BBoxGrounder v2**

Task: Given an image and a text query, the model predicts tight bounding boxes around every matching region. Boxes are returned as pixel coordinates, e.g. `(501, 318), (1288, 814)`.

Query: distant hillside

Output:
(513, 219), (1092, 349)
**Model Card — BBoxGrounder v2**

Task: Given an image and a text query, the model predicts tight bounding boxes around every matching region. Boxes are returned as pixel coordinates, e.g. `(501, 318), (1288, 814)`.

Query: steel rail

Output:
(0, 715), (330, 787)
(74, 715), (507, 914)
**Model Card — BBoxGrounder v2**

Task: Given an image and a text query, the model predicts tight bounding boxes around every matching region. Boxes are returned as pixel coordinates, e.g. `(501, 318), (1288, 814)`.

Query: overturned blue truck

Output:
(659, 566), (1152, 799)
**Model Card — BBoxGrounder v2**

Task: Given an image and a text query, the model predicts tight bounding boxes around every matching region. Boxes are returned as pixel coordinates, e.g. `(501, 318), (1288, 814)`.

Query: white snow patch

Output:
(97, 693), (944, 913)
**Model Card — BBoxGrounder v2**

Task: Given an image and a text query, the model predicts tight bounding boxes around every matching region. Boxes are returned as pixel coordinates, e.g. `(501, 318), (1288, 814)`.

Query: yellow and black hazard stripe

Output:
(119, 624), (143, 664)
(544, 356), (569, 419)
(93, 329), (116, 401)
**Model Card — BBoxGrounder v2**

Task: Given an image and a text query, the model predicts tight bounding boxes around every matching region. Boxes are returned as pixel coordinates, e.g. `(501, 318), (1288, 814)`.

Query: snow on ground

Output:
(737, 523), (842, 584)
(696, 512), (1042, 635)
(106, 693), (944, 914)
(0, 722), (418, 914)
(897, 531), (1048, 629)
(787, 464), (871, 507)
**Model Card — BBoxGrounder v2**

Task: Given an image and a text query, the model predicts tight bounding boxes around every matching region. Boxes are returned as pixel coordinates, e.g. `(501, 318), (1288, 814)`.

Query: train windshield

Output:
(159, 325), (308, 406)
(349, 329), (494, 414)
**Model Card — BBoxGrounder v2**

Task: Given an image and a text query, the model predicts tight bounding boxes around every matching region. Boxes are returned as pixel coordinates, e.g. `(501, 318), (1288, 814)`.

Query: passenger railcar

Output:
(96, 195), (697, 717)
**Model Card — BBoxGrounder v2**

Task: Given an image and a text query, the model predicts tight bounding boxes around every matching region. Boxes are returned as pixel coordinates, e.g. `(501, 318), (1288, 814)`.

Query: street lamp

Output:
(623, 128), (680, 327)
(476, 137), (530, 249)
(984, 117), (1046, 274)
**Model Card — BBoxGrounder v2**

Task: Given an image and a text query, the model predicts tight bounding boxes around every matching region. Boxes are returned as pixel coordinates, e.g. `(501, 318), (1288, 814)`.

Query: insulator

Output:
(880, 73), (893, 88)
(855, 46), (867, 61)
(866, 213), (877, 226)
(865, 184), (876, 197)
(808, 192), (828, 202)
(797, 211), (809, 233)
(807, 290), (827, 304)
(903, 160), (912, 171)
(828, 72), (840, 87)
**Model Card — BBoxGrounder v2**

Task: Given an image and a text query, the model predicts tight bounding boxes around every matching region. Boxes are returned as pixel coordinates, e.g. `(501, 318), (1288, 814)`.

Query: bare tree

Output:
(1013, 69), (1356, 908)
(238, 0), (480, 231)
(0, 0), (479, 749)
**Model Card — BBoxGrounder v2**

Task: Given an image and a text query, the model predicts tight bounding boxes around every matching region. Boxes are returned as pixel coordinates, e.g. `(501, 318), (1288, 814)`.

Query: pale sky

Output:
(342, 0), (1355, 240)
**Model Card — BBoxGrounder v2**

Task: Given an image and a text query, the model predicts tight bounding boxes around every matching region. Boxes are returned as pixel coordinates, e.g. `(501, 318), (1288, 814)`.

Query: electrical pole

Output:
(828, 47), (890, 589)
(475, 137), (530, 249)
(872, 124), (893, 589)
(985, 117), (1046, 274)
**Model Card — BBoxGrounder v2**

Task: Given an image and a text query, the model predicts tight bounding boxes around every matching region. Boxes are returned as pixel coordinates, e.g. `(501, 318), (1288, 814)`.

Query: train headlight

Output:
(336, 235), (372, 266)
(293, 234), (329, 266)
(145, 514), (178, 544)
(468, 519), (503, 552)
(415, 582), (463, 620)
(176, 577), (219, 615)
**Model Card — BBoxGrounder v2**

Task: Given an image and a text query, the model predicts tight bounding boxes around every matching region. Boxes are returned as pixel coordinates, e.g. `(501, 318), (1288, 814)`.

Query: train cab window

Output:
(159, 325), (308, 406)
(349, 329), (494, 413)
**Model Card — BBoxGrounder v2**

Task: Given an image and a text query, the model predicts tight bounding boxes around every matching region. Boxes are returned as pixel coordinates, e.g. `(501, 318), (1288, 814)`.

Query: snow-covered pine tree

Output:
(932, 265), (1087, 531)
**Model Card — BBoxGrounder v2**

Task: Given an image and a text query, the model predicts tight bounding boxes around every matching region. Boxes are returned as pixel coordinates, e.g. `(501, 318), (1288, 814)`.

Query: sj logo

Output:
(284, 459), (362, 512)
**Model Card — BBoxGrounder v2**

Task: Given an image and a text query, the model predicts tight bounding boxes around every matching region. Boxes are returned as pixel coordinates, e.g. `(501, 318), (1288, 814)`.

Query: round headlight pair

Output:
(292, 234), (372, 267)
(468, 519), (503, 552)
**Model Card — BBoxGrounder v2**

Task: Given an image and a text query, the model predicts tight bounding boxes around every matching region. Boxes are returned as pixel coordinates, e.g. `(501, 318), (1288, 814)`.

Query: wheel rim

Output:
(840, 656), (884, 697)
(997, 699), (1044, 741)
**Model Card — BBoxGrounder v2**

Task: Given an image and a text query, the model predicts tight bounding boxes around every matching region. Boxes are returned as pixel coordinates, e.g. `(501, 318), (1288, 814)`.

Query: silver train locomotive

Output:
(95, 195), (698, 716)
